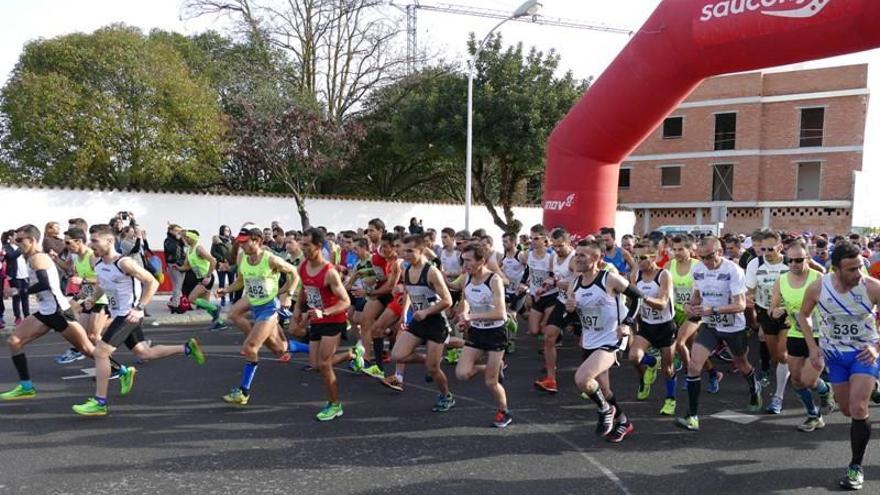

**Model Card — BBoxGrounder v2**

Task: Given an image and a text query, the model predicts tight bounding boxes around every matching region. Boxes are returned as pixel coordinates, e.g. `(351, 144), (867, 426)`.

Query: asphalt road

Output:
(0, 323), (874, 495)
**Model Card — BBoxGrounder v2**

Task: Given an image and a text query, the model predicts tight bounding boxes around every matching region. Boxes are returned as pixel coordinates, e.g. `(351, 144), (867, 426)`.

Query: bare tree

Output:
(184, 0), (409, 122)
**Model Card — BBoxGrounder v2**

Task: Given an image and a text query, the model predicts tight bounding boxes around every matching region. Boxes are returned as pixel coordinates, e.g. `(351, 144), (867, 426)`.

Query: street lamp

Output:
(465, 0), (542, 231)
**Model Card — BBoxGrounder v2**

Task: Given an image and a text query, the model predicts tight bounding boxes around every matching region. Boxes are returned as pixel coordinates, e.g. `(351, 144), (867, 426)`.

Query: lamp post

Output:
(465, 0), (542, 231)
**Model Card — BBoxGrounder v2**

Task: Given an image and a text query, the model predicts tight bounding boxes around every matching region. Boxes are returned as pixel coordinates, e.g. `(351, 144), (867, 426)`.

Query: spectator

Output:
(211, 225), (234, 307)
(408, 217), (424, 234)
(164, 224), (186, 313)
(3, 229), (30, 323)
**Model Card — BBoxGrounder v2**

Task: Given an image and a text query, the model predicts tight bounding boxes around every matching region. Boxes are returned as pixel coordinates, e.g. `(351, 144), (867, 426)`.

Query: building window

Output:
(714, 113), (736, 150)
(661, 166), (681, 187)
(619, 168), (630, 189)
(712, 164), (734, 201)
(800, 107), (825, 147)
(797, 161), (821, 200)
(663, 117), (683, 139)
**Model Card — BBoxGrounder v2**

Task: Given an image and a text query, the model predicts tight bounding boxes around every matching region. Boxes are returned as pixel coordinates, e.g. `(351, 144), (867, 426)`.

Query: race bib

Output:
(305, 286), (324, 310)
(410, 294), (432, 311)
(107, 293), (120, 311)
(674, 289), (691, 306)
(702, 313), (734, 327)
(825, 314), (868, 342)
(641, 305), (662, 321)
(245, 279), (269, 300)
(529, 269), (549, 291)
(578, 308), (602, 332)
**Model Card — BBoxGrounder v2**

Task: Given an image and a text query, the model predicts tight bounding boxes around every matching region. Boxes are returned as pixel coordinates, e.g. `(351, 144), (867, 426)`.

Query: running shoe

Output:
(643, 362), (659, 386)
(222, 387), (249, 405)
(707, 371), (723, 394)
(210, 320), (227, 331)
(675, 415), (700, 431)
(119, 366), (137, 396)
(492, 409), (512, 428)
(660, 398), (676, 416)
(351, 342), (365, 372)
(362, 364), (385, 380)
(673, 355), (683, 374)
(636, 380), (651, 401)
(606, 421), (634, 443)
(595, 406), (616, 437)
(797, 415), (825, 432)
(534, 376), (558, 394)
(55, 348), (85, 365)
(381, 375), (404, 392)
(819, 390), (837, 416)
(444, 348), (460, 364)
(72, 397), (108, 416)
(840, 464), (864, 491)
(316, 402), (343, 421)
(766, 395), (783, 415)
(186, 338), (206, 365)
(0, 384), (36, 401)
(432, 393), (456, 412)
(748, 388), (763, 413)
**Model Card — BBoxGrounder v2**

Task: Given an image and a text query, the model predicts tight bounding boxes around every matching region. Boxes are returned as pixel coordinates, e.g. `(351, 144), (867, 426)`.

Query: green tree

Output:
(0, 25), (228, 190)
(349, 34), (586, 233)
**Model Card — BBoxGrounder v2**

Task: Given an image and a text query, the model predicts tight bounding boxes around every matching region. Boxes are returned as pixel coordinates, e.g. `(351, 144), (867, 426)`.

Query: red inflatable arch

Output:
(542, 0), (880, 235)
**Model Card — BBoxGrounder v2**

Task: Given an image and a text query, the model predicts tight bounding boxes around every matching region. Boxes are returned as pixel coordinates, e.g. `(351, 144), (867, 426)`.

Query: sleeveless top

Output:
(553, 249), (576, 303)
(816, 274), (878, 353)
(440, 248), (462, 283)
(240, 251), (279, 306)
(96, 256), (142, 318)
(73, 249), (107, 304)
(500, 251), (526, 294)
(604, 247), (629, 274)
(636, 269), (674, 324)
(404, 263), (438, 311)
(299, 262), (347, 324)
(29, 255), (70, 315)
(527, 250), (555, 297)
(779, 269), (820, 339)
(464, 273), (505, 329)
(669, 258), (695, 313)
(572, 271), (626, 350)
(186, 246), (211, 279)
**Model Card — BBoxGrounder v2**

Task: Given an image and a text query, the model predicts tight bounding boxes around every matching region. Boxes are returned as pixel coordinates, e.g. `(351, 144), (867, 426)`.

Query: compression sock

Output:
(240, 361), (258, 395)
(686, 376), (701, 417)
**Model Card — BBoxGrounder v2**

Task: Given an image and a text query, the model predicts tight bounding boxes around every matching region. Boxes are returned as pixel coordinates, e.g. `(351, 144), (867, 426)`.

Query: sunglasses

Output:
(789, 257), (806, 264)
(637, 253), (656, 261)
(760, 247), (778, 252)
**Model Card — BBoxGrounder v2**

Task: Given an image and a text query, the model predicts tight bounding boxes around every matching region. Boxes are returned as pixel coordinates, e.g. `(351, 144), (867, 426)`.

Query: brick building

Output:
(619, 64), (869, 235)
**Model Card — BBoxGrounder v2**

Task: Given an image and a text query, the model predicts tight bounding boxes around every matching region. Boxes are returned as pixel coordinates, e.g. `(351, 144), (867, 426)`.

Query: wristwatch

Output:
(134, 303), (146, 311)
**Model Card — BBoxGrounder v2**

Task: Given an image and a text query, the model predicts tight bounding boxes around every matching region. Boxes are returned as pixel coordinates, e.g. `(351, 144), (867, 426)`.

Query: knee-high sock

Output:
(775, 363), (790, 399)
(12, 353), (30, 382)
(851, 419), (871, 466)
(686, 376), (701, 417)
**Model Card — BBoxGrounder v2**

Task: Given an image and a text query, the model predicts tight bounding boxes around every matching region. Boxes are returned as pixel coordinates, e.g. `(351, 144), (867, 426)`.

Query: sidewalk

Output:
(1, 293), (217, 334)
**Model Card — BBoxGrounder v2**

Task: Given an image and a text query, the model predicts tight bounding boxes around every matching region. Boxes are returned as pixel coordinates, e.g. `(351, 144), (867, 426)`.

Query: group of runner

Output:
(2, 218), (880, 490)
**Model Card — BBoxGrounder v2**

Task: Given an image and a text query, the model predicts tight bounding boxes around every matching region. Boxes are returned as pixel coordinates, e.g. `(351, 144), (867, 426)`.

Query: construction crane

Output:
(390, 1), (634, 74)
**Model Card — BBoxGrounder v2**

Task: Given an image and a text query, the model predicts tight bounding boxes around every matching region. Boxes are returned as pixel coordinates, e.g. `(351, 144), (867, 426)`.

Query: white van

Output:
(655, 224), (721, 237)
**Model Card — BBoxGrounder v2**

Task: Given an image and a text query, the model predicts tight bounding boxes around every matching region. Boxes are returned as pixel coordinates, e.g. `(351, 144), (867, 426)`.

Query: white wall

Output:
(0, 186), (634, 247)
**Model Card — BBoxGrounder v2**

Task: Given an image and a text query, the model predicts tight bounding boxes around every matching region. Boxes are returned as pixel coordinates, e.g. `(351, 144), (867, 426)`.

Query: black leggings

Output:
(12, 278), (29, 319)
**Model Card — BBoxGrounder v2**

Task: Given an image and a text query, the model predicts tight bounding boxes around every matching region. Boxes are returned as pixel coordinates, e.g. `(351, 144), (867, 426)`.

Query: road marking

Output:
(711, 409), (761, 425)
(61, 367), (96, 380)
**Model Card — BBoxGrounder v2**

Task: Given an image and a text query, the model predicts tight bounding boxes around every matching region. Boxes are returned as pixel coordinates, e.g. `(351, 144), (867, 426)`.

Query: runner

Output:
(676, 236), (762, 432)
(770, 239), (835, 432)
(535, 227), (576, 394)
(179, 229), (224, 329)
(628, 239), (678, 416)
(294, 228), (352, 421)
(219, 225), (299, 405)
(570, 239), (643, 443)
(499, 232), (528, 353)
(455, 243), (512, 427)
(600, 227), (636, 276)
(519, 224), (556, 341)
(800, 241), (880, 490)
(1, 225), (96, 401)
(385, 234), (455, 411)
(745, 230), (790, 414)
(71, 224), (206, 416)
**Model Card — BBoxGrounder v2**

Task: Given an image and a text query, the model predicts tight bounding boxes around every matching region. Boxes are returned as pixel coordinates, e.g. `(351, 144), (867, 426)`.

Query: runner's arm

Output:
(642, 270), (672, 311)
(769, 279), (785, 318)
(622, 249), (637, 274)
(270, 255), (298, 296)
(798, 280), (822, 355)
(425, 266), (453, 316)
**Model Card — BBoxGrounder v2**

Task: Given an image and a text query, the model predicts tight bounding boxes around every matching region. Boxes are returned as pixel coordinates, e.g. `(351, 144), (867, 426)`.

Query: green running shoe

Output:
(222, 387), (249, 405)
(432, 393), (456, 412)
(0, 384), (36, 401)
(840, 464), (864, 490)
(660, 398), (676, 416)
(675, 415), (699, 431)
(316, 402), (343, 421)
(119, 366), (137, 396)
(748, 391), (763, 413)
(444, 348), (460, 364)
(637, 379), (651, 401)
(352, 342), (365, 372)
(643, 363), (658, 386)
(362, 364), (385, 379)
(187, 338), (206, 365)
(72, 397), (108, 416)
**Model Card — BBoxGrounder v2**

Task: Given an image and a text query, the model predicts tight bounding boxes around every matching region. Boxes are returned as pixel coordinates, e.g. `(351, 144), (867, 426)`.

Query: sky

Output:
(1, 0), (878, 213)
